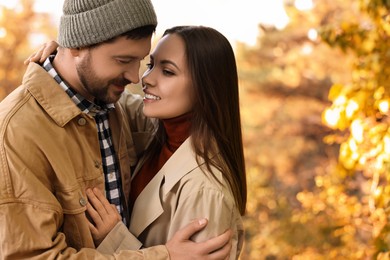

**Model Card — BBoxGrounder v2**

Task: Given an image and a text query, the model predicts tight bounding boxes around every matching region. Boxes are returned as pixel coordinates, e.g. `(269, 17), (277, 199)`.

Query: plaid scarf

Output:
(43, 56), (126, 225)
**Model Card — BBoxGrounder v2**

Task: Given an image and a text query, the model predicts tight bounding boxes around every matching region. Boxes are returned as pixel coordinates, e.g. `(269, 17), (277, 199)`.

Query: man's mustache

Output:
(110, 78), (131, 87)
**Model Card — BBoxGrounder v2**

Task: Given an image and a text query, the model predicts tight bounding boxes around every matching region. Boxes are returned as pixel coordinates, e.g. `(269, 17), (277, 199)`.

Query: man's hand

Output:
(166, 218), (232, 260)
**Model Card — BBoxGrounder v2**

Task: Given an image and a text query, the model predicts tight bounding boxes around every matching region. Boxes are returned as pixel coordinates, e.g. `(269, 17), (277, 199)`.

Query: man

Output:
(0, 0), (231, 259)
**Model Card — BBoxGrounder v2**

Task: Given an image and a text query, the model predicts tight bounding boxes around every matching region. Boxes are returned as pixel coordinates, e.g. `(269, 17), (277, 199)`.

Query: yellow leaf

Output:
(328, 83), (345, 101)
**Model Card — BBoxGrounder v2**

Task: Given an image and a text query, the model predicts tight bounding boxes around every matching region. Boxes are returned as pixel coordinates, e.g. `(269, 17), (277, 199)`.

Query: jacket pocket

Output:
(55, 181), (100, 250)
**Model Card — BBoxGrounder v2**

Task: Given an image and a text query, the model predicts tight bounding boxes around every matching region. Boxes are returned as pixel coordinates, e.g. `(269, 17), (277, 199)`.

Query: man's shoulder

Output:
(0, 84), (31, 121)
(0, 63), (50, 121)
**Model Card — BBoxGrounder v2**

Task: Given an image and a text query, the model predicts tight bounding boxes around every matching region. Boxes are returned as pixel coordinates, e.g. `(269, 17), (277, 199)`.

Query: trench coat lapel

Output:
(129, 137), (203, 236)
(129, 167), (164, 237)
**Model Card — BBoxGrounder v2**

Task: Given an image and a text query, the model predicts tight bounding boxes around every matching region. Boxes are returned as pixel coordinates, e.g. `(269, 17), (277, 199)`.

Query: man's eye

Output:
(163, 69), (174, 76)
(118, 59), (131, 64)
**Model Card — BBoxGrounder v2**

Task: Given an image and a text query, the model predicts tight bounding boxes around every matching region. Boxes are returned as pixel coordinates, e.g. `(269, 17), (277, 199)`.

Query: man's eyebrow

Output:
(112, 55), (140, 60)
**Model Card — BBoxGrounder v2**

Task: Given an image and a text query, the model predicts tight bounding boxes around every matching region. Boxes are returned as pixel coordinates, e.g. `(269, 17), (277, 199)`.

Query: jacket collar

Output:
(130, 137), (204, 236)
(23, 62), (84, 127)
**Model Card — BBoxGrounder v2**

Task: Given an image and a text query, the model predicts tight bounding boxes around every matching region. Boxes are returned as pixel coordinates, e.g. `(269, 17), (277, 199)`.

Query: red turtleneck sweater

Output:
(129, 113), (192, 213)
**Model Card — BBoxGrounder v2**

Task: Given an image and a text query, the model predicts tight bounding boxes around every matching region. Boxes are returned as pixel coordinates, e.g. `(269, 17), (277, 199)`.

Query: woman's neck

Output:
(162, 112), (192, 151)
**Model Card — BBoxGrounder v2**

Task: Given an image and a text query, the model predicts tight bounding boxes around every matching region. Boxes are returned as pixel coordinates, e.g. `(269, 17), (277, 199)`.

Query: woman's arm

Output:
(86, 188), (234, 259)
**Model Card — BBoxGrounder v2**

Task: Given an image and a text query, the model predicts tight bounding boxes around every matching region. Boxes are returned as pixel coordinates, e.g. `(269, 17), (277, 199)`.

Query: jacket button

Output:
(94, 161), (101, 168)
(78, 118), (87, 126)
(79, 197), (87, 206)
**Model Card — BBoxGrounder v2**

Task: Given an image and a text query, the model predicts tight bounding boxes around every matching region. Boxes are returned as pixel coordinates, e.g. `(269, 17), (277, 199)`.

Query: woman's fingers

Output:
(23, 40), (59, 65)
(91, 188), (113, 213)
(86, 188), (109, 215)
(85, 188), (122, 246)
(40, 41), (58, 62)
(86, 188), (121, 222)
(24, 44), (46, 65)
(86, 200), (103, 225)
(87, 214), (99, 235)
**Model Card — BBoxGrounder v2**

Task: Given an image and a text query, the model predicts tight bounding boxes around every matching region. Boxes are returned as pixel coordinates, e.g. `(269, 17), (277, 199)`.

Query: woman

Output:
(29, 25), (247, 259)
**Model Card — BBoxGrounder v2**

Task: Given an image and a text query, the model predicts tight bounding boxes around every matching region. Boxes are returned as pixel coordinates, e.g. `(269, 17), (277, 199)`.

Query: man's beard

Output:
(76, 52), (130, 104)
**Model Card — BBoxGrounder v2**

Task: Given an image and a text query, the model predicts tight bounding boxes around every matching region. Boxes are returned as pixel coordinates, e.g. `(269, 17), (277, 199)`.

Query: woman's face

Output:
(142, 33), (194, 119)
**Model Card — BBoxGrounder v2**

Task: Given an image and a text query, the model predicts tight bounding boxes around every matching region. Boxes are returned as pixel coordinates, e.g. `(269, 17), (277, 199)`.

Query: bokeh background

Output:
(1, 0), (390, 259)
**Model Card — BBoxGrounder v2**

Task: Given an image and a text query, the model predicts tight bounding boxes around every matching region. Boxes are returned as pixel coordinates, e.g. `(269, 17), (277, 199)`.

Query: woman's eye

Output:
(146, 63), (153, 69)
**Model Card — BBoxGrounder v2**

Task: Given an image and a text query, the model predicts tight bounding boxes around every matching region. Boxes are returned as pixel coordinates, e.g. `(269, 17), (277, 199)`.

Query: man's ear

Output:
(69, 47), (82, 57)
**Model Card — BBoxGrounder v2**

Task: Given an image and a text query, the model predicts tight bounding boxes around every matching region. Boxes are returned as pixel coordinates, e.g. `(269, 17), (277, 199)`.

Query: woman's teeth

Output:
(144, 93), (161, 100)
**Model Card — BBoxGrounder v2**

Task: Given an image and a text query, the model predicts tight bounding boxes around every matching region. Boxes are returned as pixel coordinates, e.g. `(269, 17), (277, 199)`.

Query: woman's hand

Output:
(86, 188), (122, 246)
(24, 40), (59, 65)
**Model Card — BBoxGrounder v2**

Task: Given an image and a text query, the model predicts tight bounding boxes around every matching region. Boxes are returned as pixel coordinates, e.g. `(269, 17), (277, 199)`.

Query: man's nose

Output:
(123, 65), (141, 84)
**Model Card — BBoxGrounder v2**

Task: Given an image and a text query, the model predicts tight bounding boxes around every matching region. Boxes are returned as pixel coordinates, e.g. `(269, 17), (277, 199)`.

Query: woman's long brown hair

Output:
(148, 25), (247, 215)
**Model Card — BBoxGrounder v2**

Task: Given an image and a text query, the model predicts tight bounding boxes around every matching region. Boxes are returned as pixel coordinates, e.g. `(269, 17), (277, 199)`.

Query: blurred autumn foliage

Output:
(1, 0), (390, 259)
(238, 0), (390, 259)
(0, 0), (56, 100)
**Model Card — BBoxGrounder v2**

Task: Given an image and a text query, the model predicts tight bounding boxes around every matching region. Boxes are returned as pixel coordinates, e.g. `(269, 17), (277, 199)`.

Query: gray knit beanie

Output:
(58, 0), (157, 48)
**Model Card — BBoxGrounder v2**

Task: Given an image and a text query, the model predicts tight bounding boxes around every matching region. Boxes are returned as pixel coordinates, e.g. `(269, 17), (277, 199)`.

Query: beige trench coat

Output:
(98, 137), (244, 259)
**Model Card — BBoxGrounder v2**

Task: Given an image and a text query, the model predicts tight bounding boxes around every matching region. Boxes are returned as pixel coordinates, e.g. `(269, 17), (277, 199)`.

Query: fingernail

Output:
(198, 218), (207, 225)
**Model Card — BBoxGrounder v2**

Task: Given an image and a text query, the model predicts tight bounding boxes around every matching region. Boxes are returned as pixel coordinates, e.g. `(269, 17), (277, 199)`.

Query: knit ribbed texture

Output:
(58, 0), (157, 48)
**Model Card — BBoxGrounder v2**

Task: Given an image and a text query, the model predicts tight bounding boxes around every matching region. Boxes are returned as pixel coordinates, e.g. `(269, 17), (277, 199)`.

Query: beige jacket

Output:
(0, 63), (168, 259)
(98, 137), (244, 259)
